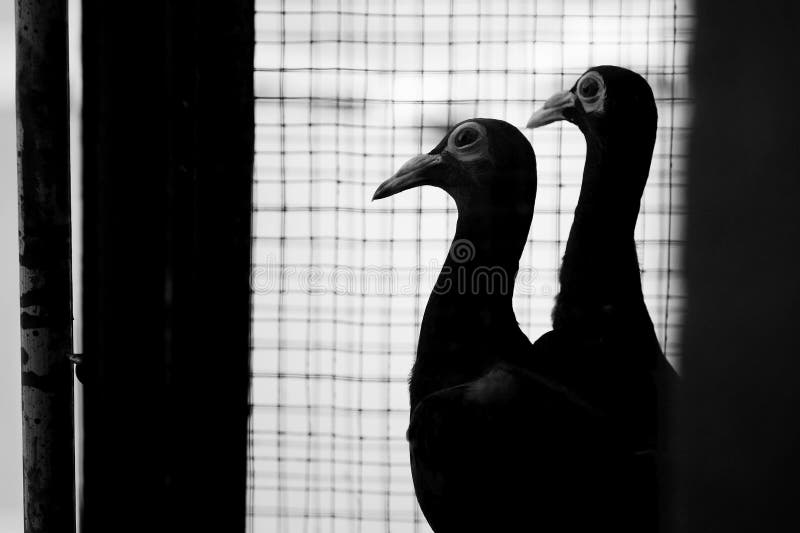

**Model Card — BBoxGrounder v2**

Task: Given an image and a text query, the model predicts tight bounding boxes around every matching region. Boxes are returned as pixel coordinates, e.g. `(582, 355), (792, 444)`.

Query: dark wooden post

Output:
(15, 1), (76, 532)
(80, 2), (254, 531)
(681, 2), (800, 532)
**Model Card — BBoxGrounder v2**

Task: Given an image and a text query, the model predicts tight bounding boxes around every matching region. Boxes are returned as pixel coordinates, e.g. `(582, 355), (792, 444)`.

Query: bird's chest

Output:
(409, 323), (515, 408)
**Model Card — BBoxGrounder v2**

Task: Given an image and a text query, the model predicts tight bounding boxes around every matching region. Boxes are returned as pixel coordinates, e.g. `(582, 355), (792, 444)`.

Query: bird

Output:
(374, 119), (636, 532)
(527, 65), (681, 531)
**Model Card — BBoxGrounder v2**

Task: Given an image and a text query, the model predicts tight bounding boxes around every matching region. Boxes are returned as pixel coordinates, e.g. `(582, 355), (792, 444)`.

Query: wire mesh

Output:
(250, 1), (693, 531)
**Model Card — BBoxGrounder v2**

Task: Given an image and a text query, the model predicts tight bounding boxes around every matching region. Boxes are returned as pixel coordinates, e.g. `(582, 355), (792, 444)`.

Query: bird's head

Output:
(373, 118), (536, 220)
(526, 65), (657, 142)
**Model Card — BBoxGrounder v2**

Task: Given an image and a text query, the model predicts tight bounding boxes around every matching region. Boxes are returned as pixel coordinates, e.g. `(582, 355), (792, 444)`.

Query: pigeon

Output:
(528, 65), (681, 531)
(374, 119), (630, 532)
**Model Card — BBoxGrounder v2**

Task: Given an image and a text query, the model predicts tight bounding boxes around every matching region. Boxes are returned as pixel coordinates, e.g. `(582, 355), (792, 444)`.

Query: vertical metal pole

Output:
(15, 0), (76, 532)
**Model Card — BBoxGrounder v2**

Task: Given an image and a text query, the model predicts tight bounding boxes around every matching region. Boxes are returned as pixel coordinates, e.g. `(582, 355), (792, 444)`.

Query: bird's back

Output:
(408, 362), (647, 532)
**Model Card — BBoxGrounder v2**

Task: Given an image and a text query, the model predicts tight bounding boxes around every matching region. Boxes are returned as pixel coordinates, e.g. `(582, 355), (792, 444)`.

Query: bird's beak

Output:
(526, 90), (577, 129)
(372, 153), (445, 200)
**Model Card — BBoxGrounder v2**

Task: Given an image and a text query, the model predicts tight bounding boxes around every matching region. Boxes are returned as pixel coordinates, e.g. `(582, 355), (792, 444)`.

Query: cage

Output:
(249, 1), (693, 531)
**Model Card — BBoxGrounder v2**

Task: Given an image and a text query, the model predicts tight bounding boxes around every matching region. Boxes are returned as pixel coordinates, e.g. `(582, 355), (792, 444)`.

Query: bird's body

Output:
(374, 118), (645, 531)
(529, 65), (681, 530)
(407, 362), (626, 532)
(406, 243), (632, 530)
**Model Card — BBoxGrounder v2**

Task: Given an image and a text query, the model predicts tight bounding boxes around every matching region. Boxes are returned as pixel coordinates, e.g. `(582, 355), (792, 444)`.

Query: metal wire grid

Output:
(249, 1), (693, 531)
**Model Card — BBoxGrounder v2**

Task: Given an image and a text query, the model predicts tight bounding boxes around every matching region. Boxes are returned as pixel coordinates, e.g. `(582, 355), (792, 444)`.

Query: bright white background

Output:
(0, 0), (24, 530)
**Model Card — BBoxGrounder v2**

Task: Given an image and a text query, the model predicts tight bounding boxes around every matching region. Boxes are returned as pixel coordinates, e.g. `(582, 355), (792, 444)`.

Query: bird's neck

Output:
(553, 133), (653, 330)
(433, 213), (522, 309)
(410, 209), (531, 408)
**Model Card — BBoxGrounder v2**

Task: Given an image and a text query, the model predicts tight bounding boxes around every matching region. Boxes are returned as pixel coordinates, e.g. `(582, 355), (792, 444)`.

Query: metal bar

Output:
(15, 1), (76, 532)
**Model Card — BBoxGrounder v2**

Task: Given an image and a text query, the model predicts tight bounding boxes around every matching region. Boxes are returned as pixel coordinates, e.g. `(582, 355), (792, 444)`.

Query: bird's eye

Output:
(579, 78), (599, 98)
(446, 122), (487, 158)
(576, 72), (604, 104)
(453, 127), (480, 149)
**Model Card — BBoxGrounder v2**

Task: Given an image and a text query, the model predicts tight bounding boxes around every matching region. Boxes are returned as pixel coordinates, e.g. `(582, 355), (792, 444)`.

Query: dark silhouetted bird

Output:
(528, 65), (680, 531)
(374, 119), (636, 532)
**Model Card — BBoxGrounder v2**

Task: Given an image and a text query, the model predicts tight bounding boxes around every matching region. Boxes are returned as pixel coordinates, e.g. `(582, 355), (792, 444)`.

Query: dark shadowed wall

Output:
(682, 2), (800, 532)
(80, 2), (253, 532)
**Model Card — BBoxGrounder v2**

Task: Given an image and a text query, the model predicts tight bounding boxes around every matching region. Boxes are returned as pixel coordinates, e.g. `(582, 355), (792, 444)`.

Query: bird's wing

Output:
(529, 326), (670, 451)
(407, 362), (634, 532)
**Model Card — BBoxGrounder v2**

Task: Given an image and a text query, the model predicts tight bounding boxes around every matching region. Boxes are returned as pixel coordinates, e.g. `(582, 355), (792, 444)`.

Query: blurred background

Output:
(250, 0), (692, 531)
(0, 1), (23, 530)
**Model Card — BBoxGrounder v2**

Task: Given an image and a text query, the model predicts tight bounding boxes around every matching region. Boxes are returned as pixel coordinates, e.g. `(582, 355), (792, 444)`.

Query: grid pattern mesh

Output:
(249, 1), (693, 531)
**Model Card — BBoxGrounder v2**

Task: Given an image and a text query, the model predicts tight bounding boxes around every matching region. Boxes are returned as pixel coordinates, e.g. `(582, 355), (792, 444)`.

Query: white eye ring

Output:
(575, 71), (606, 113)
(448, 122), (485, 152)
